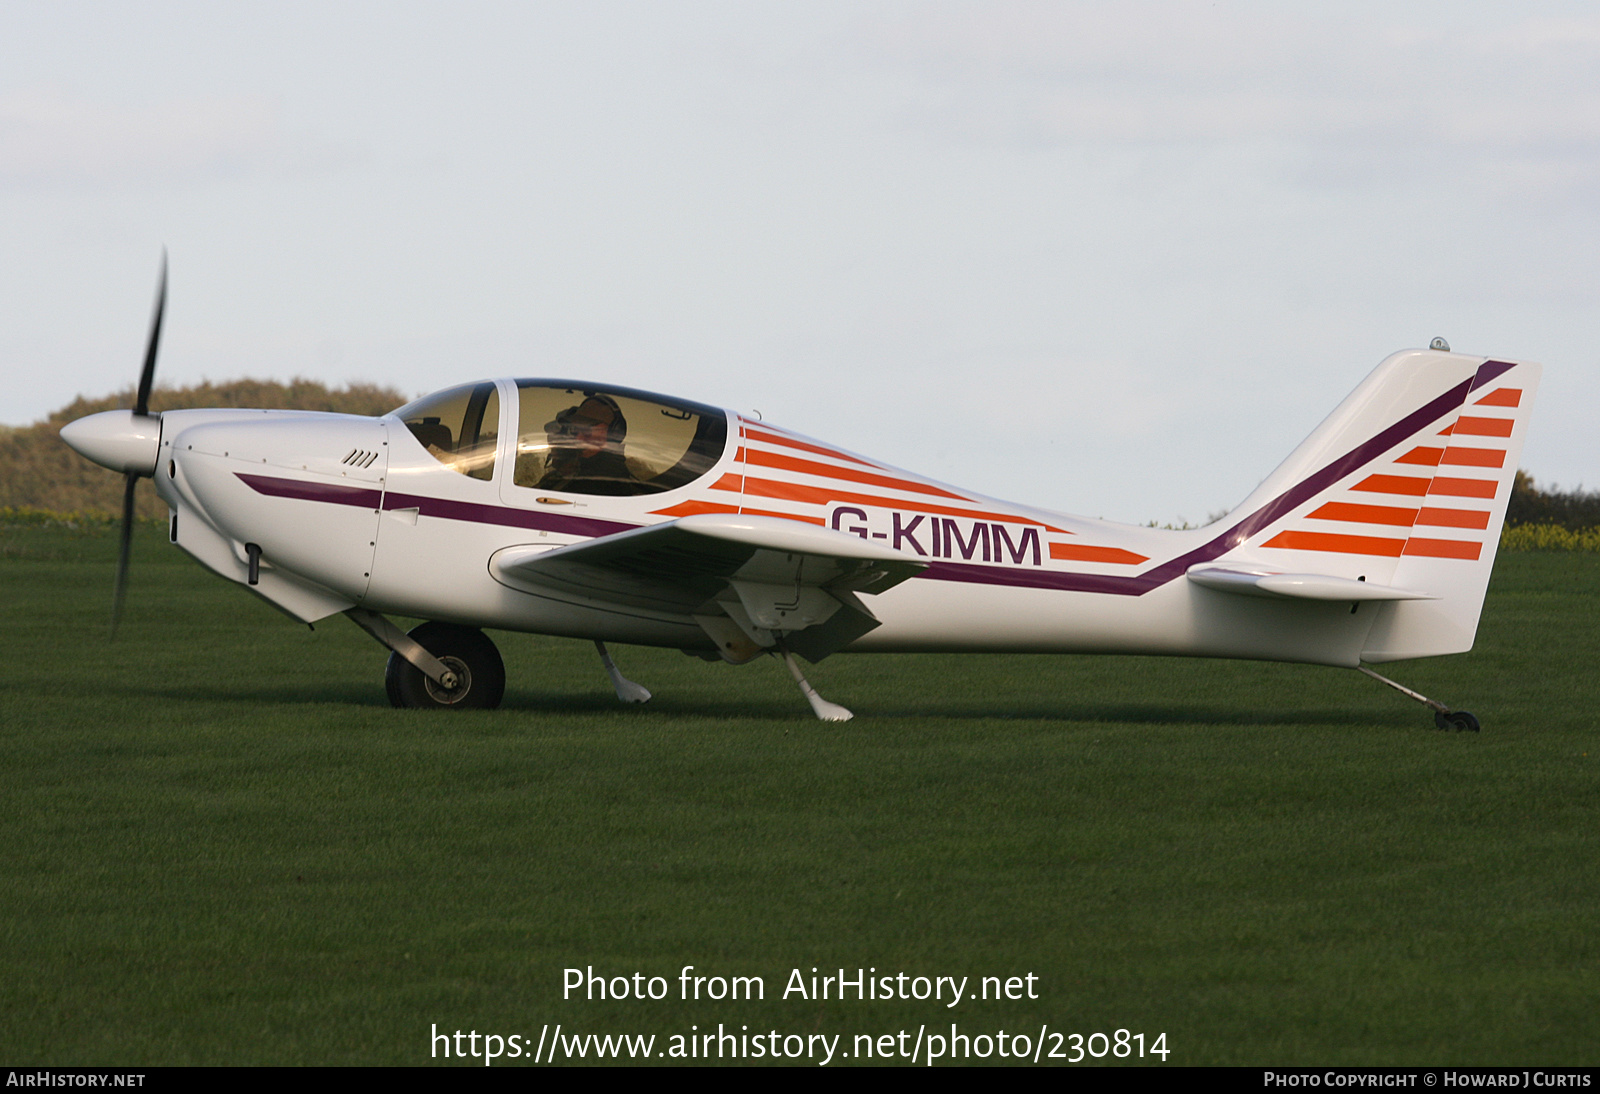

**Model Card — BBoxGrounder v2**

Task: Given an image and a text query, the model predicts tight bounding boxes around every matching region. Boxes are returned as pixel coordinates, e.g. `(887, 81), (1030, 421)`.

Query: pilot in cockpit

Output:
(533, 393), (639, 495)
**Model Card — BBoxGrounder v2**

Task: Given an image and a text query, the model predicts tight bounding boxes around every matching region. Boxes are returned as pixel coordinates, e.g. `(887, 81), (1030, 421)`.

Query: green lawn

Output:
(2, 524), (1595, 1065)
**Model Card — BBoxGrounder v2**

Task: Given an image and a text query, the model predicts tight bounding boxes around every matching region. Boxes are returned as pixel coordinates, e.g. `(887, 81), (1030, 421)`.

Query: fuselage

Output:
(140, 377), (1385, 667)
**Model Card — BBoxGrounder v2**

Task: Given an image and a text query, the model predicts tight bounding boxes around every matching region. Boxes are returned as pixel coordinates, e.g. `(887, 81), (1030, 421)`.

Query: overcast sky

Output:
(4, 1), (1596, 523)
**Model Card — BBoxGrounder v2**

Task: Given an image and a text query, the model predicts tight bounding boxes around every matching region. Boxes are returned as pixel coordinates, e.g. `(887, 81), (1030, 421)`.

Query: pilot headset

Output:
(578, 393), (628, 444)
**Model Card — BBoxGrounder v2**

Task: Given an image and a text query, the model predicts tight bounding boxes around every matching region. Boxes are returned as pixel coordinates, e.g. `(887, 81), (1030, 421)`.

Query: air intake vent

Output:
(342, 448), (380, 469)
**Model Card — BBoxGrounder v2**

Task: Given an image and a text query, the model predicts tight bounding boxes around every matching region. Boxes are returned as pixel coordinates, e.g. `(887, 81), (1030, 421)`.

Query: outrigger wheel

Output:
(1434, 710), (1481, 733)
(385, 622), (506, 710)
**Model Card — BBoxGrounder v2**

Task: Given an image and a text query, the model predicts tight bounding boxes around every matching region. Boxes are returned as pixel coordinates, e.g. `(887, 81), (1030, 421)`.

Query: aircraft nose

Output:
(60, 410), (161, 476)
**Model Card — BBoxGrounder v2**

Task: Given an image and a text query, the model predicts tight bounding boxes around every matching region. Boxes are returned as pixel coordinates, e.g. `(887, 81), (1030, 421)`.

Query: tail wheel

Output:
(385, 622), (505, 710)
(1433, 710), (1481, 733)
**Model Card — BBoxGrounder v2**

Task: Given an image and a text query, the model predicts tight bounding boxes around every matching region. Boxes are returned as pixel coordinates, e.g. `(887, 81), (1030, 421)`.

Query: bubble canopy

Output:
(392, 380), (729, 495)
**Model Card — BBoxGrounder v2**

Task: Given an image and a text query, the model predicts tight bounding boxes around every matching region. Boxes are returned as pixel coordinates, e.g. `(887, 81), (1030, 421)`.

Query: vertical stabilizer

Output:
(1199, 350), (1539, 661)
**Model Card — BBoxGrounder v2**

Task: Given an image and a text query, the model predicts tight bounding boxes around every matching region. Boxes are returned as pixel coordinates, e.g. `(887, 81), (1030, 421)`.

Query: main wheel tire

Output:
(384, 622), (505, 710)
(1433, 709), (1481, 733)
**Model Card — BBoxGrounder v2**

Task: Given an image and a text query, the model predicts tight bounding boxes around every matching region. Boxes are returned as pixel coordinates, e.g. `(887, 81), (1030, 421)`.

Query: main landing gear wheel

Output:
(1434, 710), (1481, 733)
(385, 622), (505, 710)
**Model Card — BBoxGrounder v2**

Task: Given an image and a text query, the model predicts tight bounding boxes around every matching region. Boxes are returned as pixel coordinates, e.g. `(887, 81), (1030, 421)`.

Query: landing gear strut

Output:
(346, 609), (505, 710)
(1357, 665), (1479, 732)
(384, 622), (506, 709)
(778, 643), (853, 722)
(595, 641), (652, 704)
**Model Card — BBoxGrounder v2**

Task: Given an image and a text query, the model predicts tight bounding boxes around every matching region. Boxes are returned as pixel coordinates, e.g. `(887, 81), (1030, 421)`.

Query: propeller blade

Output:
(111, 472), (138, 639)
(110, 253), (166, 638)
(134, 251), (166, 418)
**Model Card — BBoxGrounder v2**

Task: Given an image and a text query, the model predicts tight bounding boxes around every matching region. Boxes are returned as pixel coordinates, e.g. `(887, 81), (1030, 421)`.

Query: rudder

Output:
(1361, 360), (1541, 660)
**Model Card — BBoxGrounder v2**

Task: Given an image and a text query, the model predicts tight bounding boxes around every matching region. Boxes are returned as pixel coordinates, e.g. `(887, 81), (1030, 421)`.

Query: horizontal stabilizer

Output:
(1187, 565), (1435, 602)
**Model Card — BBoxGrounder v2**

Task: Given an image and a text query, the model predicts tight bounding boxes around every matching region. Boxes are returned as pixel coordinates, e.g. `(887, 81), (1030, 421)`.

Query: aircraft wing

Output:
(490, 513), (928, 661)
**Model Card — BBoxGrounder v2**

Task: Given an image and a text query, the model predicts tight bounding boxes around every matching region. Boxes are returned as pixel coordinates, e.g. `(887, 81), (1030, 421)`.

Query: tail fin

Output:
(1209, 349), (1540, 661)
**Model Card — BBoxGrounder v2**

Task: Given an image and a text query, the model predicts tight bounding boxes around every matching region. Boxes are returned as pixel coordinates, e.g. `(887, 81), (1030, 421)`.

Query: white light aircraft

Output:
(61, 262), (1539, 727)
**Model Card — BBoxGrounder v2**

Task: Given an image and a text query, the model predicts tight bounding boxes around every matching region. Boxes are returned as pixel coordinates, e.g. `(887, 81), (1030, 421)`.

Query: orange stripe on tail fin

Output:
(1473, 387), (1522, 407)
(1414, 506), (1490, 529)
(1403, 537), (1482, 560)
(1452, 416), (1514, 437)
(1262, 530), (1406, 556)
(1307, 502), (1419, 526)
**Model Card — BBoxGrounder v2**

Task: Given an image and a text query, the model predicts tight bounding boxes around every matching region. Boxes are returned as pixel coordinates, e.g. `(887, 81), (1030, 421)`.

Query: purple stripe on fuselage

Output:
(236, 473), (382, 509)
(235, 473), (641, 539)
(919, 560), (1139, 594)
(234, 359), (1517, 599)
(381, 489), (637, 539)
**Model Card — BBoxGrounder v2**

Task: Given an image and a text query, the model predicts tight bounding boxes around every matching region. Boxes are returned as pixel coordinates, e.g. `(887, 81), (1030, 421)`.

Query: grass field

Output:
(2, 522), (1596, 1066)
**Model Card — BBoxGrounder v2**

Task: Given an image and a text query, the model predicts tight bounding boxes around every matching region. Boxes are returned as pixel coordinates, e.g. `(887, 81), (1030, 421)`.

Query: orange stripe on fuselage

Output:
(739, 475), (1067, 531)
(1048, 542), (1149, 565)
(650, 499), (742, 518)
(741, 447), (971, 501)
(738, 506), (825, 525)
(649, 498), (826, 525)
(742, 428), (879, 468)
